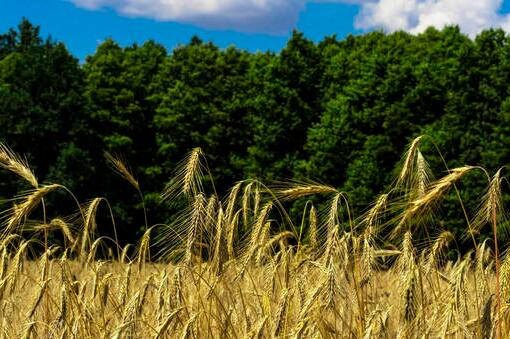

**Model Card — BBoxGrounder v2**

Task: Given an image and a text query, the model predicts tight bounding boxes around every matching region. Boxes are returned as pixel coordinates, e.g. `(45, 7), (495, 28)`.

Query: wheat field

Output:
(0, 137), (509, 338)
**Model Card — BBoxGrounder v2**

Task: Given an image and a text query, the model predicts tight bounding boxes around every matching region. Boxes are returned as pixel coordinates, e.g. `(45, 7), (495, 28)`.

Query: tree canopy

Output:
(1, 19), (510, 245)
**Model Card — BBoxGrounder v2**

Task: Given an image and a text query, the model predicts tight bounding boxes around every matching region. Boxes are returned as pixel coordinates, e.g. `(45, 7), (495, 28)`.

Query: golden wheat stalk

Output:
(162, 148), (204, 200)
(247, 202), (273, 260)
(481, 294), (493, 338)
(212, 207), (224, 275)
(474, 168), (504, 337)
(273, 288), (289, 337)
(50, 218), (75, 246)
(474, 168), (504, 232)
(105, 152), (139, 190)
(27, 279), (48, 318)
(414, 149), (431, 197)
(363, 193), (389, 228)
(401, 265), (418, 322)
(181, 313), (198, 339)
(276, 182), (338, 201)
(204, 194), (218, 234)
(79, 198), (103, 259)
(426, 231), (453, 273)
(309, 205), (318, 250)
(136, 227), (152, 270)
(396, 135), (424, 188)
(184, 194), (206, 265)
(0, 143), (38, 188)
(155, 308), (182, 338)
(501, 254), (510, 303)
(5, 184), (60, 235)
(242, 182), (253, 227)
(225, 181), (242, 224)
(361, 228), (375, 285)
(399, 166), (475, 227)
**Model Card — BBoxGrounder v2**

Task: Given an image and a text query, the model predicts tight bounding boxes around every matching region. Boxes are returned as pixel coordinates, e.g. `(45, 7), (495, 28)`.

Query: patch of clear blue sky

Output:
(1, 0), (510, 60)
(0, 0), (361, 60)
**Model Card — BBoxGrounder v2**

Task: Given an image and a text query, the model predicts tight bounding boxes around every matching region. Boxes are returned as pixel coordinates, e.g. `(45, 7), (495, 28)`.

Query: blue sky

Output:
(2, 0), (510, 60)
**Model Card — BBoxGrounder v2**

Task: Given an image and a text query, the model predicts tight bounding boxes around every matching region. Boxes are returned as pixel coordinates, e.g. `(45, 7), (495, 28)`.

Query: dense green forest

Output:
(1, 19), (510, 246)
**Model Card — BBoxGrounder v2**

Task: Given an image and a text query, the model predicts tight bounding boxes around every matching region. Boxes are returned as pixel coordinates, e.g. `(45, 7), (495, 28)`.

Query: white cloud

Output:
(68, 0), (510, 36)
(355, 0), (510, 37)
(68, 0), (307, 33)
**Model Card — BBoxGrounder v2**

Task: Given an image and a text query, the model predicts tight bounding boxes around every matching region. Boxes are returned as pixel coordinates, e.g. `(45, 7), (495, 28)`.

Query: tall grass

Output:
(0, 138), (508, 338)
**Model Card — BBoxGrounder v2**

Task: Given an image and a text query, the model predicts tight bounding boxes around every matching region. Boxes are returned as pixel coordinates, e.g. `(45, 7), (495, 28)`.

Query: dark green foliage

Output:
(0, 19), (84, 194)
(151, 38), (252, 190)
(2, 19), (510, 247)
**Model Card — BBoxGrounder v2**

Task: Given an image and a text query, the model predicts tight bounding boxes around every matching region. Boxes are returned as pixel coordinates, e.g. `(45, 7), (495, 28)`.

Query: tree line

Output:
(1, 19), (510, 245)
